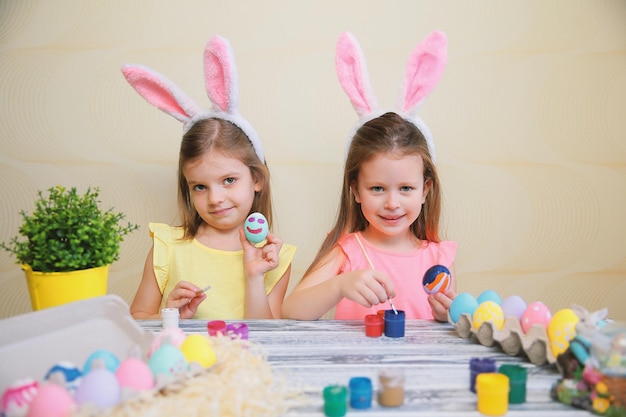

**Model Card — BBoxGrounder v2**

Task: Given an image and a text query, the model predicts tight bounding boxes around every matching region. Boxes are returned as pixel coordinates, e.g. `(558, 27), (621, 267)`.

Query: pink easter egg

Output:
(520, 301), (552, 333)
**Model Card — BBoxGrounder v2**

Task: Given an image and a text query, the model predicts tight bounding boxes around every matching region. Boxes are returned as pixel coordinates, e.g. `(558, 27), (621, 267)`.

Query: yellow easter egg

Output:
(180, 334), (217, 368)
(472, 301), (504, 330)
(548, 308), (579, 357)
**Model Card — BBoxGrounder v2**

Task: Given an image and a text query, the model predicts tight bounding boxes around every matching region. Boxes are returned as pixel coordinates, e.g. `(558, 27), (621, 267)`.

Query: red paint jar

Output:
(364, 314), (384, 337)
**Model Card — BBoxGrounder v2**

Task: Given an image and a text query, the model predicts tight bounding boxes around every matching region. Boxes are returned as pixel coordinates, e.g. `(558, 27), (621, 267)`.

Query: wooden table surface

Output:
(138, 319), (592, 416)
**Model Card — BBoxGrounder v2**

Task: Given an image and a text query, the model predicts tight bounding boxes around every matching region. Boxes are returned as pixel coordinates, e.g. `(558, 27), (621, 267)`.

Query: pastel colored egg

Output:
(2, 378), (38, 417)
(449, 292), (479, 323)
(472, 301), (505, 330)
(501, 295), (527, 320)
(44, 361), (82, 393)
(477, 290), (502, 305)
(244, 212), (268, 244)
(115, 357), (155, 391)
(180, 334), (217, 369)
(548, 308), (580, 357)
(422, 264), (451, 294)
(26, 383), (75, 417)
(521, 301), (552, 333)
(74, 368), (121, 410)
(148, 344), (188, 378)
(83, 349), (120, 374)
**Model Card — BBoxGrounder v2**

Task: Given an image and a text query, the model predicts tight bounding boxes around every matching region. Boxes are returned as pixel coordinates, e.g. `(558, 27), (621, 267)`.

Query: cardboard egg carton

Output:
(450, 313), (556, 366)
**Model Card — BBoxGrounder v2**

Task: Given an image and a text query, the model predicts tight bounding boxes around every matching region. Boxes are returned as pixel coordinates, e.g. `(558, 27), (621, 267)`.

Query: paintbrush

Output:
(354, 234), (398, 314)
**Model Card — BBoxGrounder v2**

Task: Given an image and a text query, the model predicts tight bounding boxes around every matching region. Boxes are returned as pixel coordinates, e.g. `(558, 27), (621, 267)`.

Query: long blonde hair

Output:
(177, 118), (272, 239)
(305, 112), (441, 275)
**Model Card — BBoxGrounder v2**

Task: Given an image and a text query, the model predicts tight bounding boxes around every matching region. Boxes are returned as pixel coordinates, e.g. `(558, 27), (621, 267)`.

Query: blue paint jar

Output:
(349, 376), (372, 409)
(384, 310), (405, 338)
(469, 357), (497, 393)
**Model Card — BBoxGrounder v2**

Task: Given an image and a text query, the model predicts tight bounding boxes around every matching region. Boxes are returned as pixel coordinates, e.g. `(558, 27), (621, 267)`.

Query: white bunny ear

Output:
(335, 32), (378, 118)
(204, 35), (238, 113)
(400, 30), (447, 116)
(121, 64), (202, 130)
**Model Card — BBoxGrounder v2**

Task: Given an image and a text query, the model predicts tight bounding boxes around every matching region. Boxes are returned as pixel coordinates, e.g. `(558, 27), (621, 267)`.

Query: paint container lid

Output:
(161, 308), (179, 329)
(226, 322), (249, 340)
(207, 320), (226, 336)
(349, 377), (372, 409)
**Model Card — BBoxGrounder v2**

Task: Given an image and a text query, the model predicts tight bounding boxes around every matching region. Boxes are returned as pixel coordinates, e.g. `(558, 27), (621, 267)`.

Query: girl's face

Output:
(352, 152), (431, 246)
(183, 151), (261, 234)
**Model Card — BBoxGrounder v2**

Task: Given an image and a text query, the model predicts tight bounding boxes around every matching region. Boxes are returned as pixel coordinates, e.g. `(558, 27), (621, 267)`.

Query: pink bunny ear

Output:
(121, 64), (202, 127)
(204, 35), (238, 113)
(400, 30), (447, 115)
(335, 32), (378, 118)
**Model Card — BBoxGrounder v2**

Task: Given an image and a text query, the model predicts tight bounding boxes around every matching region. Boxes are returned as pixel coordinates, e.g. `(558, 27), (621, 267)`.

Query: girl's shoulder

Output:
(149, 222), (185, 241)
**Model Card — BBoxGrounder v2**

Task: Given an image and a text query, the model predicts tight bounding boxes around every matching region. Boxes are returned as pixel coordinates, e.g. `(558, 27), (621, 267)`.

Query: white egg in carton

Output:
(450, 312), (556, 366)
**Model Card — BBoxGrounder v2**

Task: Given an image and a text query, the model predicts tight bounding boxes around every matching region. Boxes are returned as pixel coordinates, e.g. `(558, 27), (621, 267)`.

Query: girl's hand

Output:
(239, 229), (283, 280)
(165, 281), (207, 319)
(428, 289), (456, 322)
(337, 269), (395, 308)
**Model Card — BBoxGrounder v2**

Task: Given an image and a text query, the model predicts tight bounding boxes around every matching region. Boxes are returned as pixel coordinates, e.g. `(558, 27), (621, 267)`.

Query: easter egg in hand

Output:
(423, 264), (451, 294)
(244, 212), (268, 244)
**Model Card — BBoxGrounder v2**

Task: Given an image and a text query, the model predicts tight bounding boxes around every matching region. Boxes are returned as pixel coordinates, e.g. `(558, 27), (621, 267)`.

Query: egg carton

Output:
(450, 312), (556, 366)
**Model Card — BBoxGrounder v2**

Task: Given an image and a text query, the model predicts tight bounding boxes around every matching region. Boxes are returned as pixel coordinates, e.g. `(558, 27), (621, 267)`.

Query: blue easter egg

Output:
(422, 264), (452, 294)
(449, 292), (479, 323)
(477, 290), (502, 305)
(83, 349), (120, 374)
(244, 212), (268, 244)
(44, 361), (82, 393)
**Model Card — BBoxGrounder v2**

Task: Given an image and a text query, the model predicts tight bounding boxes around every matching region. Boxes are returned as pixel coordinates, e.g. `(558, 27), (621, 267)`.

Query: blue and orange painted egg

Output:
(423, 264), (452, 294)
(244, 212), (268, 244)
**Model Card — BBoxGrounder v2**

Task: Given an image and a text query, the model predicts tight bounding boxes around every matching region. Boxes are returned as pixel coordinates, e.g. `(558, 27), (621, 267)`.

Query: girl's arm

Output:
(130, 245), (207, 319)
(240, 230), (289, 319)
(282, 247), (395, 320)
(130, 246), (164, 319)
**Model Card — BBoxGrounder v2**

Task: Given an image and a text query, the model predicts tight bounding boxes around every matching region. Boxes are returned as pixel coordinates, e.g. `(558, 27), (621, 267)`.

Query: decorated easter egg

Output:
(501, 295), (527, 320)
(472, 301), (505, 330)
(2, 378), (38, 417)
(244, 212), (268, 244)
(548, 308), (579, 357)
(44, 361), (82, 393)
(477, 290), (502, 305)
(83, 349), (120, 374)
(148, 344), (188, 378)
(180, 334), (217, 369)
(74, 368), (121, 410)
(422, 264), (451, 294)
(115, 357), (155, 392)
(520, 301), (552, 333)
(26, 383), (75, 417)
(449, 292), (479, 323)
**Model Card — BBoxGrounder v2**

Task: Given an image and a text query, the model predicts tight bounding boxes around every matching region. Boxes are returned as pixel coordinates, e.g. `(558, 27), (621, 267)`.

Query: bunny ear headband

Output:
(335, 31), (447, 162)
(121, 35), (265, 163)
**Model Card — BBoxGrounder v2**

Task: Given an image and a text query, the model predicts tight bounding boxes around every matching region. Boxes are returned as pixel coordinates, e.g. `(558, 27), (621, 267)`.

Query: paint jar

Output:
(161, 308), (179, 329)
(226, 322), (249, 340)
(476, 373), (509, 416)
(349, 377), (373, 409)
(365, 314), (384, 337)
(378, 369), (405, 407)
(383, 310), (405, 338)
(323, 385), (347, 417)
(498, 364), (527, 404)
(469, 357), (497, 393)
(207, 320), (227, 336)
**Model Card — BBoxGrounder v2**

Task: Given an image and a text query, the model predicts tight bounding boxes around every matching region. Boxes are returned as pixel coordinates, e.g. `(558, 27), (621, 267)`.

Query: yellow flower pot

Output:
(22, 264), (109, 310)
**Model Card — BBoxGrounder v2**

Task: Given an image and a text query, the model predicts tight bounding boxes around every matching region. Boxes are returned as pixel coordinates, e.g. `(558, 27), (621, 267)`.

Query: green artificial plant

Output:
(0, 186), (139, 272)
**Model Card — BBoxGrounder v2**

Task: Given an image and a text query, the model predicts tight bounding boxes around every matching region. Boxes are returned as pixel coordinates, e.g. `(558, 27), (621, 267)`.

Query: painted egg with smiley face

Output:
(244, 212), (268, 244)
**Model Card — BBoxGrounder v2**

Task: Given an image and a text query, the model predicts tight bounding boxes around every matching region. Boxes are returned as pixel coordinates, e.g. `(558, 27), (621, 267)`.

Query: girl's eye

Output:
(371, 186), (384, 193)
(400, 186), (414, 192)
(224, 177), (236, 185)
(192, 184), (206, 191)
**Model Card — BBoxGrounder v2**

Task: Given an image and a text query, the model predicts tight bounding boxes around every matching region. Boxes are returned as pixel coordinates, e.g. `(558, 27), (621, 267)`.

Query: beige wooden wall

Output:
(1, 0), (625, 321)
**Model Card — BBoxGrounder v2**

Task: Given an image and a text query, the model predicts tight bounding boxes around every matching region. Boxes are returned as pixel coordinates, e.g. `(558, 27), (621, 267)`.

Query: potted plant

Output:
(0, 185), (139, 310)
